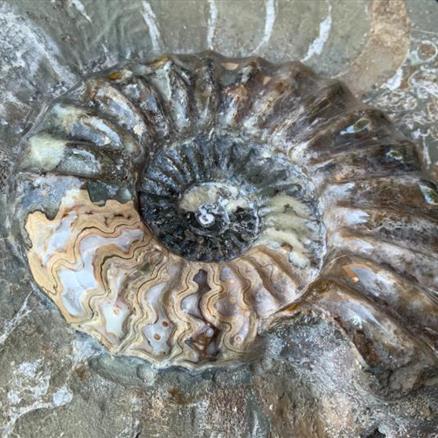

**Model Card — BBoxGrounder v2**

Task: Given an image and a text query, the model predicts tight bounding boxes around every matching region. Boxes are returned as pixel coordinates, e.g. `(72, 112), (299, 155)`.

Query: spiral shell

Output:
(10, 52), (438, 373)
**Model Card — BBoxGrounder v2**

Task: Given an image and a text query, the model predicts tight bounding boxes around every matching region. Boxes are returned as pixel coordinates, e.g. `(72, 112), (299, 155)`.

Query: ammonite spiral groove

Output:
(9, 52), (438, 376)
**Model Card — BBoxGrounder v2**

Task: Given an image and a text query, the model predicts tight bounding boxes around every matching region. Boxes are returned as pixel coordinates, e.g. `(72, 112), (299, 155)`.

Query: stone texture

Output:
(0, 0), (437, 437)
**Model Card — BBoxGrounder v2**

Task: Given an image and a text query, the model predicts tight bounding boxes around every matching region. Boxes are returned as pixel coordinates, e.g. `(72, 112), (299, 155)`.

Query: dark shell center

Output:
(138, 132), (319, 262)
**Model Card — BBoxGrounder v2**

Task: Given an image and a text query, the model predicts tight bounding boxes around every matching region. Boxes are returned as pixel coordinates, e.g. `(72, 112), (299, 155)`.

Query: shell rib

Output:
(11, 52), (438, 375)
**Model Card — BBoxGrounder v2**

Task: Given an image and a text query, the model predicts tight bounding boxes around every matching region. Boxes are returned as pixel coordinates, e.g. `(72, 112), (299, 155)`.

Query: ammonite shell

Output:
(10, 52), (438, 373)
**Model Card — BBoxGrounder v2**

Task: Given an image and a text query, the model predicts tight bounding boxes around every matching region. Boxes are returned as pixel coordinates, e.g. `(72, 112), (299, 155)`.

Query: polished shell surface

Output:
(10, 52), (438, 373)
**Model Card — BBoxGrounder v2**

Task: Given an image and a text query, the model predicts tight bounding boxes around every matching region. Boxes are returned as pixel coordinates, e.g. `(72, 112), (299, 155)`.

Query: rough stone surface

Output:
(0, 1), (437, 437)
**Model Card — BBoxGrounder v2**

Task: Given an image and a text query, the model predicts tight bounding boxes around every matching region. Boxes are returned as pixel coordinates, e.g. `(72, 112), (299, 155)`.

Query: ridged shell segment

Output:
(12, 52), (438, 373)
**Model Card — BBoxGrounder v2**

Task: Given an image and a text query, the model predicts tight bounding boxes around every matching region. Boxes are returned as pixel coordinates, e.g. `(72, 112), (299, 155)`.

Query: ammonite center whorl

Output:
(10, 52), (438, 373)
(140, 132), (323, 263)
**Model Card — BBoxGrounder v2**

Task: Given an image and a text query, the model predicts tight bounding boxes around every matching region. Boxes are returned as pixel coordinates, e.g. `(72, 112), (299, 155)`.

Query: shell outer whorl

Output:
(11, 52), (438, 377)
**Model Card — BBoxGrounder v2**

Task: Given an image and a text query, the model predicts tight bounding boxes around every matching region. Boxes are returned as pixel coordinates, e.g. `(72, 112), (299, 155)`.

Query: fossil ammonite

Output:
(9, 52), (438, 374)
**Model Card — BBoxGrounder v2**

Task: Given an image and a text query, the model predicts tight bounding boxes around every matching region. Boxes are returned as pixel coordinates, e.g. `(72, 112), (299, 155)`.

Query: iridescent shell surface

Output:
(10, 52), (438, 373)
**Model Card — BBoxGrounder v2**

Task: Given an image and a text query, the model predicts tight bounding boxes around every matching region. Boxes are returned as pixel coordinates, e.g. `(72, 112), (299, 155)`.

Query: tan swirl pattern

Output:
(25, 187), (321, 367)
